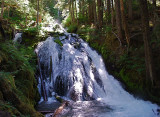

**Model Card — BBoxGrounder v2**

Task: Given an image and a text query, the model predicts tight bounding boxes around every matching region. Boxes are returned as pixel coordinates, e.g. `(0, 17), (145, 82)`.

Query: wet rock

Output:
(54, 75), (67, 96)
(157, 109), (160, 115)
(36, 34), (106, 102)
(36, 101), (61, 113)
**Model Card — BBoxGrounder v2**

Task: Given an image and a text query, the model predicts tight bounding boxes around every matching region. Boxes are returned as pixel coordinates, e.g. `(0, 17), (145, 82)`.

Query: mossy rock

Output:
(14, 69), (40, 104)
(0, 74), (43, 117)
(54, 38), (63, 46)
(0, 41), (43, 116)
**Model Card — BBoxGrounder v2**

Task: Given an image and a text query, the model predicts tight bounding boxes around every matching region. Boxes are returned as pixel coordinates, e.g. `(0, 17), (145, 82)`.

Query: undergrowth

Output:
(0, 41), (43, 116)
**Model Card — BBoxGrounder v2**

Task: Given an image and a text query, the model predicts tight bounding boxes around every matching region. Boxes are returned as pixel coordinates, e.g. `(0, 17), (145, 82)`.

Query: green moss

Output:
(54, 38), (63, 46)
(0, 41), (42, 116)
(55, 95), (64, 103)
(21, 31), (46, 47)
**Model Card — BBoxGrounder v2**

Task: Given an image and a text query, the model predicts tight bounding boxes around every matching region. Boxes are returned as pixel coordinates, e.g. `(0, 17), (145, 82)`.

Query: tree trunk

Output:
(139, 0), (157, 86)
(120, 0), (130, 46)
(88, 2), (92, 24)
(152, 0), (156, 9)
(115, 0), (123, 42)
(82, 0), (85, 17)
(0, 0), (4, 20)
(40, 0), (43, 22)
(128, 0), (133, 20)
(37, 0), (39, 28)
(97, 0), (104, 29)
(85, 9), (88, 23)
(69, 0), (72, 20)
(152, 0), (157, 25)
(71, 0), (75, 22)
(111, 0), (115, 26)
(107, 0), (111, 24)
(26, 15), (28, 27)
(93, 0), (97, 26)
(75, 0), (77, 20)
(88, 1), (94, 24)
(79, 0), (82, 15)
(7, 7), (10, 25)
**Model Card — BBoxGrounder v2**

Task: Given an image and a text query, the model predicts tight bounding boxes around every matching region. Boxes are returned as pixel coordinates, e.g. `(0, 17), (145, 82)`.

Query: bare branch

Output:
(112, 31), (122, 47)
(129, 33), (142, 39)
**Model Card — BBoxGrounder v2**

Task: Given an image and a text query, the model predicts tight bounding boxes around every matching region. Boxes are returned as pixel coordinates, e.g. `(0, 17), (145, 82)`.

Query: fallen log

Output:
(52, 101), (69, 117)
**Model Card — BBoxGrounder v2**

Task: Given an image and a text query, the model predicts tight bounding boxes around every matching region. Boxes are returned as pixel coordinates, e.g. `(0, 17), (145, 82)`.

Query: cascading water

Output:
(36, 33), (159, 117)
(13, 33), (22, 43)
(35, 33), (105, 101)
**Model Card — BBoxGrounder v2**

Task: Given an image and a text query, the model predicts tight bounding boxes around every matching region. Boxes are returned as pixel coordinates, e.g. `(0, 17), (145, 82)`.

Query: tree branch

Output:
(112, 31), (122, 47)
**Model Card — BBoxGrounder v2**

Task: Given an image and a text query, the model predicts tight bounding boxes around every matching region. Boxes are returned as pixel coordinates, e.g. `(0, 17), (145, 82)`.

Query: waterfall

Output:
(35, 33), (105, 101)
(13, 33), (22, 43)
(35, 33), (159, 117)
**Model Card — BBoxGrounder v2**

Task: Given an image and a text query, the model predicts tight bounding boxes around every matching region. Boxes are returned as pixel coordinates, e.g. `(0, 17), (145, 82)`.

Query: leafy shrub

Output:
(67, 23), (78, 33)
(63, 15), (72, 27)
(78, 14), (88, 24)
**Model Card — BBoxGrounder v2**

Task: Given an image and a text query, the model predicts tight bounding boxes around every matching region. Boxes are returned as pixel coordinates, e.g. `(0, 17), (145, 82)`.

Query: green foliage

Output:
(105, 25), (112, 33)
(54, 38), (63, 46)
(67, 23), (78, 33)
(63, 16), (78, 33)
(78, 14), (88, 24)
(89, 42), (109, 60)
(25, 27), (39, 34)
(77, 25), (96, 41)
(43, 0), (59, 19)
(0, 72), (16, 89)
(105, 13), (112, 25)
(0, 41), (41, 116)
(0, 42), (36, 72)
(132, 0), (140, 11)
(1, 0), (40, 31)
(119, 68), (143, 92)
(21, 30), (43, 47)
(117, 52), (145, 74)
(63, 15), (72, 27)
(0, 101), (22, 117)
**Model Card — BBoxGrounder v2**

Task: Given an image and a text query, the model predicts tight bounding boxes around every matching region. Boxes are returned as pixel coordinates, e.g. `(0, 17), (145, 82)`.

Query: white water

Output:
(13, 33), (22, 43)
(36, 33), (159, 117)
(82, 42), (159, 117)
